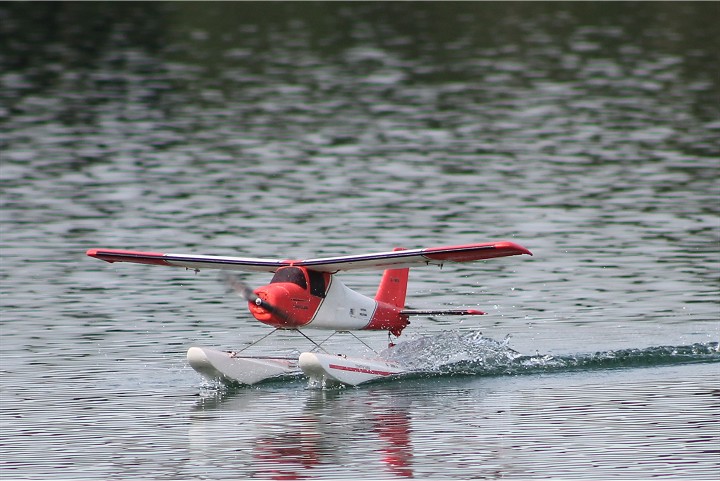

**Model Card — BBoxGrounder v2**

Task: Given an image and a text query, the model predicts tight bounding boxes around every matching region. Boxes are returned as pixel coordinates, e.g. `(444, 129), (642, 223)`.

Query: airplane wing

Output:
(86, 249), (286, 272)
(293, 241), (532, 272)
(86, 241), (531, 273)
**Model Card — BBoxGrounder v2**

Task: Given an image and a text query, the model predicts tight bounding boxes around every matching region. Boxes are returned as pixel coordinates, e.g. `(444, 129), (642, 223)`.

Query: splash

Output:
(381, 330), (720, 378)
(381, 330), (521, 372)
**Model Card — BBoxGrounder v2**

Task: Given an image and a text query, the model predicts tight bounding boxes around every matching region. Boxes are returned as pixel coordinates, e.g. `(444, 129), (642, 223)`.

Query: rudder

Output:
(375, 248), (409, 308)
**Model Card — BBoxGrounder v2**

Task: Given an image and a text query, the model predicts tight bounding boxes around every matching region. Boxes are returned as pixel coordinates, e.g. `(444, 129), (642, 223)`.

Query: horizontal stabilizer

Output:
(400, 309), (485, 316)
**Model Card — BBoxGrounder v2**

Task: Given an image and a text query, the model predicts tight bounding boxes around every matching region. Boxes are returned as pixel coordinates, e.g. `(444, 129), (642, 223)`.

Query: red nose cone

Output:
(248, 293), (270, 322)
(248, 289), (274, 322)
(247, 285), (300, 328)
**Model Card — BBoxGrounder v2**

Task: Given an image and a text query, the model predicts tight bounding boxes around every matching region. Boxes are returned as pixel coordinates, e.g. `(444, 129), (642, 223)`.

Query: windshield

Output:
(270, 267), (307, 289)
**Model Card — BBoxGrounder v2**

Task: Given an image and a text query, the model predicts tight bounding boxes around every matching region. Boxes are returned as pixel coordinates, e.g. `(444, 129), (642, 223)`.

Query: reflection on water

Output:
(192, 388), (414, 479)
(185, 364), (718, 480)
(1, 2), (718, 479)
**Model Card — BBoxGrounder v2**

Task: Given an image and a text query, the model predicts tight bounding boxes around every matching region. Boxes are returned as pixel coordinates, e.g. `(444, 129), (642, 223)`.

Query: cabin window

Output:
(308, 270), (326, 298)
(270, 267), (307, 289)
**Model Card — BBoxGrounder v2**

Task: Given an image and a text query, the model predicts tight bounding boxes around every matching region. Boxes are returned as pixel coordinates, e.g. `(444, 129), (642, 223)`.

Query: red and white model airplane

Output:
(87, 241), (531, 386)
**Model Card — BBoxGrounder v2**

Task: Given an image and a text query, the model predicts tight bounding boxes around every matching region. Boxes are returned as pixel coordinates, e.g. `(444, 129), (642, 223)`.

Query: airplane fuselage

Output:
(249, 266), (409, 335)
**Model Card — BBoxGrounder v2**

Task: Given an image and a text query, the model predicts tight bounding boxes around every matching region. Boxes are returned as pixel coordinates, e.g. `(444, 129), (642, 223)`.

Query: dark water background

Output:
(1, 2), (719, 479)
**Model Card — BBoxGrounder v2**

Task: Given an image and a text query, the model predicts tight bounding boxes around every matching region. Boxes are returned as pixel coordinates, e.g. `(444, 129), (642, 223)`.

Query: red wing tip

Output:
(86, 248), (168, 264)
(494, 241), (532, 256)
(86, 248), (110, 261)
(466, 309), (486, 315)
(425, 241), (532, 259)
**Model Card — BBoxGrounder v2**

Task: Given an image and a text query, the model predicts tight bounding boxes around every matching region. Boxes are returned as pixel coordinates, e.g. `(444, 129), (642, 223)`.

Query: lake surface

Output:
(1, 2), (719, 479)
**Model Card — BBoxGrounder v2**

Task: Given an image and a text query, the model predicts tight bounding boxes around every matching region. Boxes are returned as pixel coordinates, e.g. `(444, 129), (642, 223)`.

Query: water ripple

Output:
(1, 2), (718, 479)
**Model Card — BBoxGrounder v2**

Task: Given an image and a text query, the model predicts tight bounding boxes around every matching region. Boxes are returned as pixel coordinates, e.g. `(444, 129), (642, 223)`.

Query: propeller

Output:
(220, 272), (292, 323)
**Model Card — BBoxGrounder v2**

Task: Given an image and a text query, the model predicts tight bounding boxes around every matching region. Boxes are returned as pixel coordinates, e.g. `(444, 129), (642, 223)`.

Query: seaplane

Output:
(87, 241), (532, 386)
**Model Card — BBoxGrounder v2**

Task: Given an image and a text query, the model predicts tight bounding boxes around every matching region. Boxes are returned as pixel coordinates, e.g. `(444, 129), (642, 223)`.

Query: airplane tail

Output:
(375, 248), (409, 308)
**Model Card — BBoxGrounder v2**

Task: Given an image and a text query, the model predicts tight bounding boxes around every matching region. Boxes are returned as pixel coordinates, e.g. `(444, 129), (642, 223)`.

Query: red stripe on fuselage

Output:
(363, 303), (409, 337)
(328, 363), (395, 376)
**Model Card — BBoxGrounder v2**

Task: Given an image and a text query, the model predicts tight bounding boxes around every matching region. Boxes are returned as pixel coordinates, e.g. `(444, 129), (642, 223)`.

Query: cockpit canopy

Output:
(270, 267), (327, 297)
(270, 266), (307, 288)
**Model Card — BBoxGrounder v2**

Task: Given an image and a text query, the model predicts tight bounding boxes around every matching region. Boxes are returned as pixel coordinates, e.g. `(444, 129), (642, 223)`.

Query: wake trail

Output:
(380, 330), (720, 378)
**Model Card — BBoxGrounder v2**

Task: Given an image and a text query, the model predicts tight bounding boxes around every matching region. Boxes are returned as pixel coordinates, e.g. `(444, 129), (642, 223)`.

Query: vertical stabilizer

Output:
(375, 248), (410, 308)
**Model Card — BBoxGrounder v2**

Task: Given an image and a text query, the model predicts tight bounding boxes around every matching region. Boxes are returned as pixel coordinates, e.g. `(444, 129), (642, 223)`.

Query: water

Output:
(1, 2), (719, 479)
